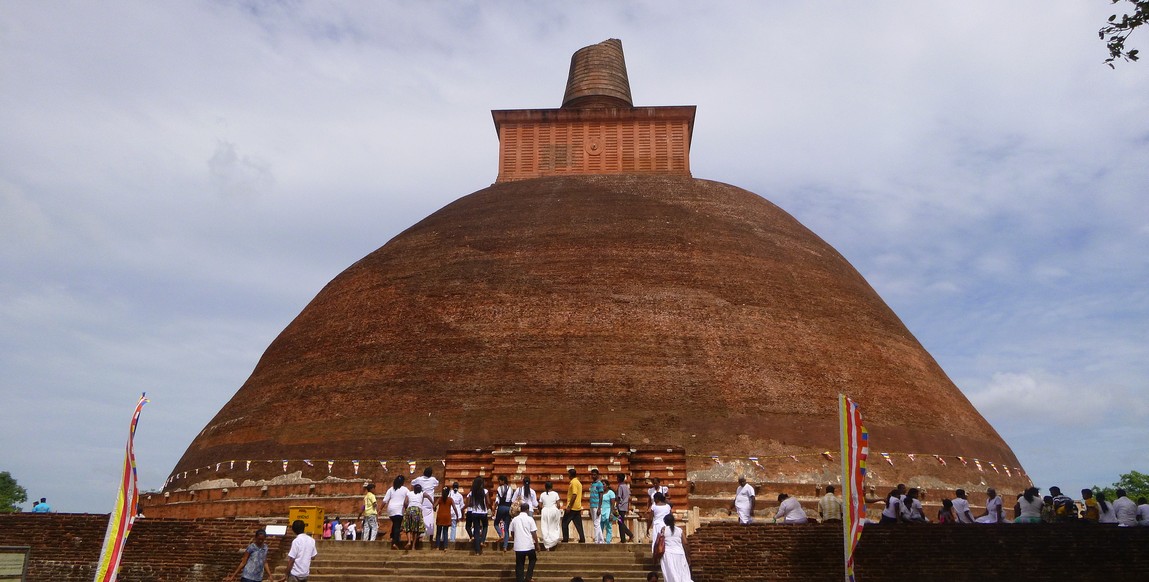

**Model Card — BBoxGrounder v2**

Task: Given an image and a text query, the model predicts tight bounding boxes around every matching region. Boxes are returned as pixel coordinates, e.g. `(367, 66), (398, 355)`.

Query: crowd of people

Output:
(734, 478), (1149, 526)
(309, 467), (696, 582)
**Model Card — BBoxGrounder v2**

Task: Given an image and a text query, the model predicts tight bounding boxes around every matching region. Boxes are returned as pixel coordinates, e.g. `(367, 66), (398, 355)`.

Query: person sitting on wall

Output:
(898, 488), (928, 523)
(1049, 486), (1077, 521)
(774, 493), (808, 524)
(879, 490), (903, 524)
(975, 488), (1003, 524)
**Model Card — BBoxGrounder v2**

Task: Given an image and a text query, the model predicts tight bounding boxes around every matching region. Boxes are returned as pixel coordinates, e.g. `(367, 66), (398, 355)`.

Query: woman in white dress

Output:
(649, 492), (671, 551)
(538, 481), (562, 550)
(658, 513), (693, 582)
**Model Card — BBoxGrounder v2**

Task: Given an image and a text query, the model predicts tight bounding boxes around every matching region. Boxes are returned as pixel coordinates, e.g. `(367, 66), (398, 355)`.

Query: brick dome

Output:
(169, 173), (1023, 490)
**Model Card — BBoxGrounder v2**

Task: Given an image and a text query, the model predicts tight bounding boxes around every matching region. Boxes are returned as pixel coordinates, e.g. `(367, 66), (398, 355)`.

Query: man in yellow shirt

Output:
(562, 469), (585, 543)
(361, 483), (379, 541)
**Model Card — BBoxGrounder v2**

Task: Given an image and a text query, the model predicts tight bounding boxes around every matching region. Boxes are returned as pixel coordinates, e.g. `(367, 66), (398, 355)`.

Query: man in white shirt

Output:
(1136, 496), (1149, 525)
(952, 489), (975, 523)
(774, 493), (808, 524)
(508, 503), (539, 582)
(732, 477), (756, 524)
(1112, 488), (1138, 526)
(282, 519), (317, 582)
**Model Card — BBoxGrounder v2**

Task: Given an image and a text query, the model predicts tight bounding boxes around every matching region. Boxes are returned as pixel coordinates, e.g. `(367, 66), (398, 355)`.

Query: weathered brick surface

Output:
(8, 516), (1145, 581)
(0, 514), (290, 582)
(689, 522), (1149, 581)
(169, 174), (1026, 499)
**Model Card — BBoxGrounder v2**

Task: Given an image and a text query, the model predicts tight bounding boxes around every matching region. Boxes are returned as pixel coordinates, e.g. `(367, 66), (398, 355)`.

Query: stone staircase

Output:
(308, 539), (659, 582)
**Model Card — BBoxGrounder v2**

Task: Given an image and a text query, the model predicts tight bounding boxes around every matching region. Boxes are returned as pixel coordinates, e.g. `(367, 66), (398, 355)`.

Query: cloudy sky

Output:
(2, 2), (1146, 512)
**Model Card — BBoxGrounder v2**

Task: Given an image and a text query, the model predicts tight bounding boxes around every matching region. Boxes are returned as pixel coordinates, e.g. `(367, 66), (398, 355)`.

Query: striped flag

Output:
(93, 393), (148, 582)
(839, 394), (868, 582)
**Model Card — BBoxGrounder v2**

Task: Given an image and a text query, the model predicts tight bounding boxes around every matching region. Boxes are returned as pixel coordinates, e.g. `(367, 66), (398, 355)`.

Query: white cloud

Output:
(968, 371), (1112, 427)
(208, 141), (275, 199)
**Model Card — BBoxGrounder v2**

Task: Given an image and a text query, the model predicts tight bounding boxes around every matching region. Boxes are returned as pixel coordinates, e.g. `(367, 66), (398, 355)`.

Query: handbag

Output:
(653, 531), (666, 560)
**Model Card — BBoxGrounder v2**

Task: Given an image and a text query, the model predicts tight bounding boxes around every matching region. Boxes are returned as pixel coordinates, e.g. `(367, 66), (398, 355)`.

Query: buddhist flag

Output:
(839, 394), (868, 582)
(93, 393), (148, 582)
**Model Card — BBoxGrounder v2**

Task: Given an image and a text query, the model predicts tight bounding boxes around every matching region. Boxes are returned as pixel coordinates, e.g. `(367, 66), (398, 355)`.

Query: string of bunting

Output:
(691, 452), (1024, 478)
(166, 450), (1026, 485)
(165, 456), (448, 485)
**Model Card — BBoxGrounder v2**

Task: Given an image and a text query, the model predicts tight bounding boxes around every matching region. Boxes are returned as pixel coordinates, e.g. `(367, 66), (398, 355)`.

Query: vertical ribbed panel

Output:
(496, 119), (692, 181)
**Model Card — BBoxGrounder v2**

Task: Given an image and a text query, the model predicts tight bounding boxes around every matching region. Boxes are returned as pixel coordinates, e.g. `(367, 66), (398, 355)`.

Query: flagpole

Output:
(93, 393), (148, 582)
(839, 394), (850, 582)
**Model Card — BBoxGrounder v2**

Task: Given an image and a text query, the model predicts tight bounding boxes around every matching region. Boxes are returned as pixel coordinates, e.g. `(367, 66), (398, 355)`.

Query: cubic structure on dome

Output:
(151, 39), (1027, 518)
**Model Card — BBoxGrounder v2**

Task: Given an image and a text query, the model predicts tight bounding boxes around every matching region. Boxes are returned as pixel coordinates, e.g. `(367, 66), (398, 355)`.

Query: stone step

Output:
(316, 540), (652, 554)
(308, 534), (662, 582)
(311, 557), (654, 570)
(311, 576), (656, 582)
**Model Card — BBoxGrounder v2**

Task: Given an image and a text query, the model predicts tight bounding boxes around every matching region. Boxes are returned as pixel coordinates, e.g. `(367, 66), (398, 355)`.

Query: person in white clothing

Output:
(976, 488), (1003, 524)
(879, 490), (903, 524)
(382, 476), (410, 549)
(508, 503), (539, 582)
(647, 478), (669, 509)
(1015, 487), (1043, 523)
(282, 519), (317, 582)
(649, 492), (672, 550)
(1097, 491), (1118, 524)
(411, 467), (440, 541)
(952, 489), (975, 523)
(899, 488), (928, 523)
(657, 513), (693, 582)
(538, 481), (562, 550)
(732, 477), (755, 524)
(1135, 497), (1149, 525)
(1111, 489), (1138, 526)
(511, 476), (538, 516)
(774, 493), (808, 524)
(449, 482), (466, 542)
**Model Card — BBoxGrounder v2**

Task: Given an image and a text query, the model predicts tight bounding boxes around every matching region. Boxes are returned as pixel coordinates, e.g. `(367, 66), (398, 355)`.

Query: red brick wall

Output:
(8, 515), (1147, 581)
(0, 514), (291, 582)
(689, 522), (1149, 582)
